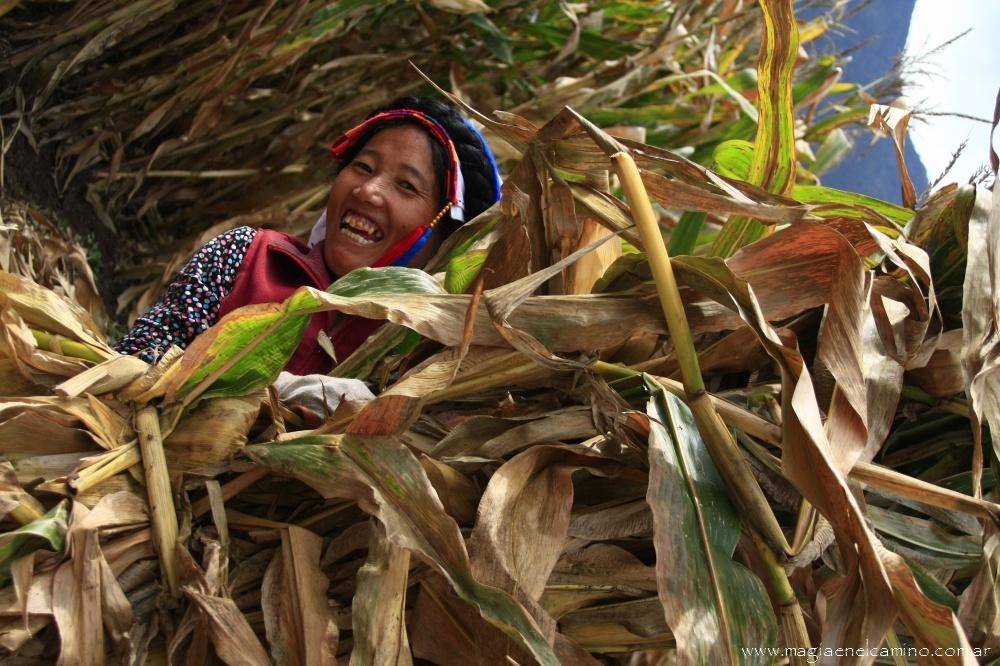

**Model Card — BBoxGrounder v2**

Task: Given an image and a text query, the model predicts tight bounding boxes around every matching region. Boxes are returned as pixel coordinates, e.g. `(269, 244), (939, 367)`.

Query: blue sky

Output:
(906, 0), (1000, 185)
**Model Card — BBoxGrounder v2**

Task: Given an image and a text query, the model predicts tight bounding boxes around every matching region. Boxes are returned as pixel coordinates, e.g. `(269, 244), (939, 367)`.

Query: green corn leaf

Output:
(469, 13), (513, 65)
(329, 325), (420, 380)
(881, 547), (979, 659)
(175, 289), (314, 404)
(644, 378), (776, 663)
(810, 128), (852, 176)
(601, 2), (666, 21)
(520, 23), (639, 60)
(169, 267), (445, 404)
(281, 0), (378, 50)
(892, 552), (962, 613)
(804, 107), (870, 142)
(0, 500), (69, 583)
(591, 252), (649, 293)
(869, 505), (981, 564)
(444, 249), (488, 294)
(668, 211), (707, 256)
(791, 55), (839, 105)
(794, 184), (914, 227)
(325, 266), (445, 298)
(586, 105), (703, 127)
(689, 68), (758, 97)
(711, 0), (799, 256)
(712, 139), (753, 180)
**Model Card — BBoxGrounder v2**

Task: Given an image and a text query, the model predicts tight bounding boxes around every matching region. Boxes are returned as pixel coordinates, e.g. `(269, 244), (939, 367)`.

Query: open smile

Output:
(340, 211), (385, 246)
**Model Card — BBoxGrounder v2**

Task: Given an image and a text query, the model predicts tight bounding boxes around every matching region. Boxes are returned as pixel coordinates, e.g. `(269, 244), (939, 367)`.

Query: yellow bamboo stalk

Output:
(607, 151), (789, 553)
(748, 529), (811, 664)
(7, 497), (44, 525)
(135, 406), (179, 596)
(426, 359), (550, 404)
(70, 443), (141, 495)
(30, 329), (106, 363)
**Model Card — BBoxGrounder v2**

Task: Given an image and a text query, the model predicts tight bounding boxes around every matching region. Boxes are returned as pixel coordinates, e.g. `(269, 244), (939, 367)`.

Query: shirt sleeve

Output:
(115, 226), (258, 362)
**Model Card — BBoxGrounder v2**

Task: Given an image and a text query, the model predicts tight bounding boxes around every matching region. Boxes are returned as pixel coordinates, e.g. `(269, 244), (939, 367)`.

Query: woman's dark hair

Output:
(335, 96), (498, 236)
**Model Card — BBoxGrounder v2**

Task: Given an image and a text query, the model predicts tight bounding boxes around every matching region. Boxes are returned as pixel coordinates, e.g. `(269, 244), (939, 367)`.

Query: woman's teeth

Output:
(340, 213), (384, 246)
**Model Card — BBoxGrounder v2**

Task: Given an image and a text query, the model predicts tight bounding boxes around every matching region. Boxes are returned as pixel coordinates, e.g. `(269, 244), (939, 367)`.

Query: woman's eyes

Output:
(350, 161), (420, 194)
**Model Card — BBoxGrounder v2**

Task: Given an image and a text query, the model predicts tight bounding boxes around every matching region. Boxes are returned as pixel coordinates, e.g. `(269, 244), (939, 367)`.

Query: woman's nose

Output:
(353, 176), (387, 205)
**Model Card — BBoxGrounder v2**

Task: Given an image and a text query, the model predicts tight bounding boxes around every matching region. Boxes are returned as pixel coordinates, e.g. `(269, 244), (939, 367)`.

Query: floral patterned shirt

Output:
(115, 226), (258, 362)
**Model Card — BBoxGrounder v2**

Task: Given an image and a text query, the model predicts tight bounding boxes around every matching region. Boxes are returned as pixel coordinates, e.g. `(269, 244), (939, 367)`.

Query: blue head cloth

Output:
(462, 118), (503, 204)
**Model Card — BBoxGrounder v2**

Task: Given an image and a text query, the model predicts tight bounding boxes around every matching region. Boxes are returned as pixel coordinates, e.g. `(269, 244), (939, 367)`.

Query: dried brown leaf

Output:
(909, 329), (965, 398)
(52, 501), (135, 665)
(958, 524), (1000, 654)
(262, 526), (338, 666)
(678, 244), (898, 651)
(880, 545), (976, 664)
(184, 588), (271, 665)
(866, 105), (917, 208)
(164, 394), (261, 474)
(470, 445), (620, 602)
(349, 522), (410, 666)
(962, 186), (1000, 468)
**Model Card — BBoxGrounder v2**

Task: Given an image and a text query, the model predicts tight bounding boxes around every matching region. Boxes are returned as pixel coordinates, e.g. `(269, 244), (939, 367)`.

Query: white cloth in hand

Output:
(273, 371), (374, 417)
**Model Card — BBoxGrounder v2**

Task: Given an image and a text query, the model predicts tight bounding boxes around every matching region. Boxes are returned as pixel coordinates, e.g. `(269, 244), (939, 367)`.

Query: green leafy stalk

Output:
(602, 142), (788, 553)
(711, 0), (800, 256)
(30, 328), (107, 363)
(645, 381), (776, 663)
(668, 211), (707, 256)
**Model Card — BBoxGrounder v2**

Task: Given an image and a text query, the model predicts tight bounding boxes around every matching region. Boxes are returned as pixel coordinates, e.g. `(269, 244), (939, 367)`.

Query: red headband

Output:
(330, 109), (466, 222)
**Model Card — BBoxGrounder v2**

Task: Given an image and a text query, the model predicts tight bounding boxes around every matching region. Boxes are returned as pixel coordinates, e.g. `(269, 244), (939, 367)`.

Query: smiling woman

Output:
(114, 97), (502, 375)
(325, 125), (443, 275)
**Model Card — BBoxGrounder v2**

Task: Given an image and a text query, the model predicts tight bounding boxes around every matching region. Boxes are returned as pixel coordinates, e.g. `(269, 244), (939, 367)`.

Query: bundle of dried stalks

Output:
(2, 0), (998, 664)
(0, 105), (996, 664)
(0, 202), (107, 330)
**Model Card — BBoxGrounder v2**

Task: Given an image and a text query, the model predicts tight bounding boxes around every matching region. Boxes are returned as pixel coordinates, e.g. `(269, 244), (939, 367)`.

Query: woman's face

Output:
(323, 124), (441, 276)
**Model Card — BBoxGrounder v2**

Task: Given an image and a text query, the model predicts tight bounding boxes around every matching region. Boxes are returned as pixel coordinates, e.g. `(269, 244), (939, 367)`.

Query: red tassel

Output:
(372, 224), (430, 268)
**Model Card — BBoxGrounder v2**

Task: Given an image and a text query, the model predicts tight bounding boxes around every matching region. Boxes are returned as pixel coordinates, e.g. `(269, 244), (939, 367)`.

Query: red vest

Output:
(217, 229), (381, 375)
